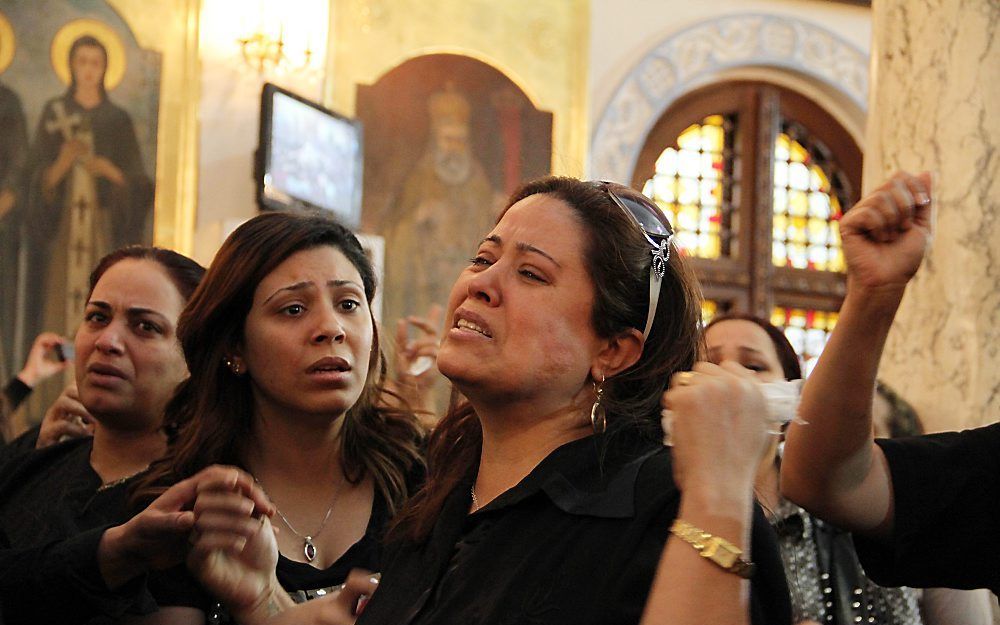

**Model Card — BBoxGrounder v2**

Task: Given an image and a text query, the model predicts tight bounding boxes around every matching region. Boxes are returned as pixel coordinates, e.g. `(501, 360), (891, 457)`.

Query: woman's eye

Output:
(339, 300), (360, 312)
(519, 269), (546, 283)
(281, 304), (305, 316)
(469, 256), (493, 267)
(84, 311), (108, 325)
(136, 320), (163, 335)
(745, 363), (767, 373)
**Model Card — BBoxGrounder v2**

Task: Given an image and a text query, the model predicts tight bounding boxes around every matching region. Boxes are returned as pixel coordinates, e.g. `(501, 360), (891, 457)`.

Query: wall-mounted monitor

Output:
(257, 83), (363, 228)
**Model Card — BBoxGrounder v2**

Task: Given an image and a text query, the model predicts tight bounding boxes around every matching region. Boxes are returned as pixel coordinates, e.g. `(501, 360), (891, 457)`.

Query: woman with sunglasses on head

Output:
(188, 177), (791, 625)
(125, 211), (425, 620)
(0, 245), (205, 624)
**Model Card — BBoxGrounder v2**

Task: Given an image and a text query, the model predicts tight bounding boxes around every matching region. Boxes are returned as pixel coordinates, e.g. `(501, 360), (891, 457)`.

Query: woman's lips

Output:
(306, 356), (352, 386)
(86, 362), (128, 387)
(450, 309), (494, 340)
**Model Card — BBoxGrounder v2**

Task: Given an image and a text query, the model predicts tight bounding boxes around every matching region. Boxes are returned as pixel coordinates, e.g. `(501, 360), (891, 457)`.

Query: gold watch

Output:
(670, 519), (755, 578)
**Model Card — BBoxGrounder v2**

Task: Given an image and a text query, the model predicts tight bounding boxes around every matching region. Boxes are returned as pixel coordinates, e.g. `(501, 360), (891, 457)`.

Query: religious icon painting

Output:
(0, 0), (160, 398)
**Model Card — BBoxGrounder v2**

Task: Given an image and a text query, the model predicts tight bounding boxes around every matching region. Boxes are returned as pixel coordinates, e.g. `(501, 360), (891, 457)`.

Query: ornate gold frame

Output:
(107, 0), (200, 254)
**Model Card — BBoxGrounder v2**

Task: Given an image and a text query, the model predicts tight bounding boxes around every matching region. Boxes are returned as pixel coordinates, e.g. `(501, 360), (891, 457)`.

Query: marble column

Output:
(864, 0), (999, 432)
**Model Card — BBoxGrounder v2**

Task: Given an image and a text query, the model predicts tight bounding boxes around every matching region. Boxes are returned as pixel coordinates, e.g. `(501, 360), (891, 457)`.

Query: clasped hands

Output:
(101, 466), (377, 625)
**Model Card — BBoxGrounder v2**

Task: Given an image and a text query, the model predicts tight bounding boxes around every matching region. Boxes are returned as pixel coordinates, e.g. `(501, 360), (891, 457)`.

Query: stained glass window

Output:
(772, 123), (848, 271)
(771, 306), (838, 376)
(633, 83), (860, 380)
(641, 114), (734, 260)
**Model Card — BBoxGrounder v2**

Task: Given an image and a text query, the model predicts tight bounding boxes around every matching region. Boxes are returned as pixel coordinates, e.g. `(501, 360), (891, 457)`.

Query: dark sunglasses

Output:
(588, 181), (676, 339)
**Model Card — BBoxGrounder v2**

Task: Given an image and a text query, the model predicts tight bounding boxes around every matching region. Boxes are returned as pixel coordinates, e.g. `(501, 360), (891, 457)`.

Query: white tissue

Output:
(661, 378), (806, 446)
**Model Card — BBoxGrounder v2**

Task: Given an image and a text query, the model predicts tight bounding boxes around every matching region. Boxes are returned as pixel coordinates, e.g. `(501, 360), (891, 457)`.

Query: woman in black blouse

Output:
(127, 211), (425, 620)
(0, 245), (205, 624)
(186, 178), (791, 625)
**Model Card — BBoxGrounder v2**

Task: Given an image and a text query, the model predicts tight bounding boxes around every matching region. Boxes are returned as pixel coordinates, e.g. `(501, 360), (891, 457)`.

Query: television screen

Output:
(258, 83), (363, 228)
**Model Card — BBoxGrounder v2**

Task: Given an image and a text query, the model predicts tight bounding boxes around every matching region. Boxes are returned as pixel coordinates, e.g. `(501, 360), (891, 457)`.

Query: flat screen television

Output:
(257, 83), (363, 228)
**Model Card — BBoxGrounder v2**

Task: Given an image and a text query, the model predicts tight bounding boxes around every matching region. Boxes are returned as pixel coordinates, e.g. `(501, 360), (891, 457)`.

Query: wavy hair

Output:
(391, 176), (703, 541)
(132, 211), (424, 514)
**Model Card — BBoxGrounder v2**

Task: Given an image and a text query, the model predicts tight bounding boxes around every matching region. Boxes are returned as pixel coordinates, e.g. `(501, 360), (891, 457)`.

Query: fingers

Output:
(48, 417), (94, 441)
(135, 508), (196, 536)
(156, 465), (273, 516)
(189, 513), (269, 559)
(55, 388), (88, 415)
(845, 170), (931, 242)
(914, 170), (935, 235)
(337, 569), (380, 616)
(31, 332), (65, 352)
(193, 490), (259, 518)
(404, 316), (439, 336)
(394, 318), (408, 351)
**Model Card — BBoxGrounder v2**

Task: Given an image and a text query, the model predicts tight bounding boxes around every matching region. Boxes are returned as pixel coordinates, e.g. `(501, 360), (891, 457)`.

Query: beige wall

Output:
(193, 0), (329, 265)
(589, 0), (872, 127)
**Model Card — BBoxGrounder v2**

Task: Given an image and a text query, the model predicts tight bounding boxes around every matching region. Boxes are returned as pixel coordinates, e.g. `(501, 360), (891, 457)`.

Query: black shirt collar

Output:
(470, 434), (660, 519)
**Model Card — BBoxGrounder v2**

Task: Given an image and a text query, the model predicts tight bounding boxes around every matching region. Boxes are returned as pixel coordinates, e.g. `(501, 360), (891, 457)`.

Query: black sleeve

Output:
(0, 526), (158, 623)
(2, 378), (31, 415)
(853, 423), (1000, 593)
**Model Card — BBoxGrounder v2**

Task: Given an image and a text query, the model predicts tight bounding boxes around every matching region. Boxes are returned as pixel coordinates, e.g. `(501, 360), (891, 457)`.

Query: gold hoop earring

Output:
(590, 374), (606, 435)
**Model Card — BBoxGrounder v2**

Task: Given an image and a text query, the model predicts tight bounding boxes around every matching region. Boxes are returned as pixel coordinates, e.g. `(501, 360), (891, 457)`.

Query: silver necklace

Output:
(470, 485), (480, 512)
(95, 465), (150, 493)
(255, 477), (341, 563)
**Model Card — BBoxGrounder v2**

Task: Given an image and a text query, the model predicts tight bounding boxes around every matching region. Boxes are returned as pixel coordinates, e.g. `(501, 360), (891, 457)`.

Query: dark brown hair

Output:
(392, 176), (703, 541)
(88, 245), (205, 302)
(132, 211), (424, 514)
(705, 313), (803, 381)
(874, 379), (924, 438)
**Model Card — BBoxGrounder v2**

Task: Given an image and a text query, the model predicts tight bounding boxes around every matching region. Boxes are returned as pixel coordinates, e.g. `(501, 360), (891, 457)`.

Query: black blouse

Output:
(358, 435), (791, 625)
(0, 437), (134, 548)
(854, 423), (1000, 594)
(0, 438), (155, 623)
(155, 469), (413, 622)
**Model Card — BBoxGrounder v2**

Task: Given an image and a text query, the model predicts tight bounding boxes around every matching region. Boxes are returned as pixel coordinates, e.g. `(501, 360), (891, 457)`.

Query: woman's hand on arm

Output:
(185, 482), (291, 624)
(781, 171), (933, 533)
(641, 362), (772, 625)
(97, 466), (273, 590)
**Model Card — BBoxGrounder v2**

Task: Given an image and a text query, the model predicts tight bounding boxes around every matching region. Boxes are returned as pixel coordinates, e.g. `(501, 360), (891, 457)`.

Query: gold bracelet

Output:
(670, 519), (755, 579)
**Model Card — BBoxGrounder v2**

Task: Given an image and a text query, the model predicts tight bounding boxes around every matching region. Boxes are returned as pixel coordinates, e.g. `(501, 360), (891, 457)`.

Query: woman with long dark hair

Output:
(129, 211), (425, 618)
(185, 179), (791, 625)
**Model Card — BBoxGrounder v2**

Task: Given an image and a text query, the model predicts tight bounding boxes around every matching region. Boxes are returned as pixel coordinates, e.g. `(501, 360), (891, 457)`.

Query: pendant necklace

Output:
(255, 476), (341, 563)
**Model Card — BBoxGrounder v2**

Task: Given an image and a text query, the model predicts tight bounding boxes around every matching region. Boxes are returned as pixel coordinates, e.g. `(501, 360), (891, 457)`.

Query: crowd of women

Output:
(0, 169), (994, 625)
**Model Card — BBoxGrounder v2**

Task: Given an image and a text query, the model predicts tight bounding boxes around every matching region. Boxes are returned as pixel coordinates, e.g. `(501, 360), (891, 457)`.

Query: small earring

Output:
(223, 356), (243, 375)
(590, 374), (606, 435)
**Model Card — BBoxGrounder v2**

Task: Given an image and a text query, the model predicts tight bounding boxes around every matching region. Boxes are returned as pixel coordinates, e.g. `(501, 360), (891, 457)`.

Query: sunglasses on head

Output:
(588, 181), (675, 340)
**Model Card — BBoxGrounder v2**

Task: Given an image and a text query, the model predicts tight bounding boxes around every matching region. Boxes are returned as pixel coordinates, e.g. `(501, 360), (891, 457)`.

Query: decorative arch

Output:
(590, 14), (868, 183)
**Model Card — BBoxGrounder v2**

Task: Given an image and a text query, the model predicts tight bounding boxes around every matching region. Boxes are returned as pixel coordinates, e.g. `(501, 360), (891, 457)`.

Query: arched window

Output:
(632, 82), (862, 373)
